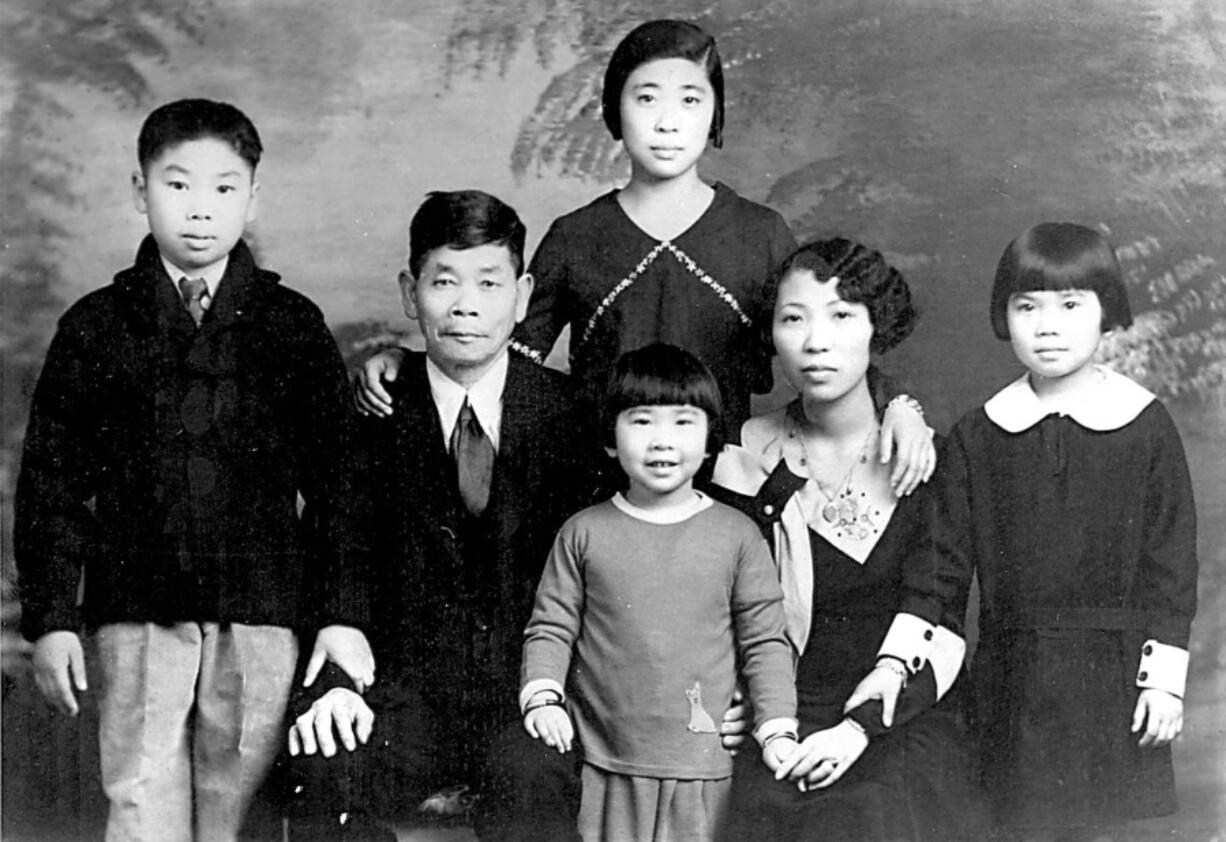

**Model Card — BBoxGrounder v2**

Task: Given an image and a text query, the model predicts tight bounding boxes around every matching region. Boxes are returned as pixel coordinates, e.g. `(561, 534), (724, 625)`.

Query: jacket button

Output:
(1138, 671), (1149, 682)
(924, 629), (934, 641)
(911, 656), (921, 669)
(763, 504), (775, 516)
(1143, 644), (1153, 656)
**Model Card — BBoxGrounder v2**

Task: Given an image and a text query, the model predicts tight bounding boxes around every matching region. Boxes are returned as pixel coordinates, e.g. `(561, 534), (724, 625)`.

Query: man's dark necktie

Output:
(178, 277), (208, 326)
(450, 398), (494, 515)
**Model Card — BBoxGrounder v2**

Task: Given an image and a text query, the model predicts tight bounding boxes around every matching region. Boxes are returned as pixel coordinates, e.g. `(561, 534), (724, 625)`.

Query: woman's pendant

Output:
(837, 497), (858, 525)
(821, 502), (841, 524)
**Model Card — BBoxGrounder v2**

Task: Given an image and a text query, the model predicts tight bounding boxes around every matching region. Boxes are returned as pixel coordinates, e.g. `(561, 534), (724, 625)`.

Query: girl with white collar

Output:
(942, 222), (1198, 841)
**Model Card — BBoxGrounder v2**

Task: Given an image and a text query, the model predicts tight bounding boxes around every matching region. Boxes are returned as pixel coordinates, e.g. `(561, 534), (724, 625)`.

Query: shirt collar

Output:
(984, 366), (1155, 433)
(426, 351), (510, 451)
(161, 254), (228, 303)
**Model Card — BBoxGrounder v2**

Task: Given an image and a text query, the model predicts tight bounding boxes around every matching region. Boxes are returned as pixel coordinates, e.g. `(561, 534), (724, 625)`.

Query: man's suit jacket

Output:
(342, 351), (601, 714)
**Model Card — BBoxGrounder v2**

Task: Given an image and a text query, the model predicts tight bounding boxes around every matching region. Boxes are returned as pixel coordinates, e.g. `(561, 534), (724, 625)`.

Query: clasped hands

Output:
(765, 658), (905, 791)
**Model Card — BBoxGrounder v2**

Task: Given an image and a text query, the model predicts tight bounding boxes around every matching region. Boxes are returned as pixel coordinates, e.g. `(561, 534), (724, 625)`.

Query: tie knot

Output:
(179, 277), (208, 303)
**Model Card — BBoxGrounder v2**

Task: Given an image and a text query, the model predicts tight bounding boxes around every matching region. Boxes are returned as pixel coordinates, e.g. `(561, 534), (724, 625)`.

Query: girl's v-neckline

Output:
(611, 181), (724, 244)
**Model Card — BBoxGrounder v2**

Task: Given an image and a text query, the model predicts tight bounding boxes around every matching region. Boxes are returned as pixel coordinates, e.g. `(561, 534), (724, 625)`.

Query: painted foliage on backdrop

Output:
(2, 0), (1224, 711)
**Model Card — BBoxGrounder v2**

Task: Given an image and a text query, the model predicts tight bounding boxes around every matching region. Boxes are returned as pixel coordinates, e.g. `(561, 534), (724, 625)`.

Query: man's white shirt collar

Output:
(162, 255), (228, 303)
(426, 351), (509, 451)
(984, 366), (1155, 433)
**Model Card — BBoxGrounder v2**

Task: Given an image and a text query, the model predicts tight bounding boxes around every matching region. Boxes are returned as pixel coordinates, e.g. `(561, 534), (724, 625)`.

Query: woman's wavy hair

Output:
(763, 238), (919, 354)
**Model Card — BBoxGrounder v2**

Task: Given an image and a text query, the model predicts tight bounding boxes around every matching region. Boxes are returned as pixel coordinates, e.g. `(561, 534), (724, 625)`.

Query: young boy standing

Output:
(15, 98), (371, 842)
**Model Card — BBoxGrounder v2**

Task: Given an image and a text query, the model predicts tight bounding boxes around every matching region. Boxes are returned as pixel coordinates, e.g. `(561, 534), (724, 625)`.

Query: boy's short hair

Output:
(603, 343), (725, 455)
(137, 98), (262, 173)
(408, 190), (527, 279)
(990, 222), (1133, 340)
(601, 19), (725, 149)
(765, 238), (919, 354)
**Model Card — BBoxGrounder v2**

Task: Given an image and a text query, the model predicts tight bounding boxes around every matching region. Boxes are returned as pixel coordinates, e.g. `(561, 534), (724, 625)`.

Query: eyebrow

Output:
(159, 163), (244, 179)
(431, 263), (507, 275)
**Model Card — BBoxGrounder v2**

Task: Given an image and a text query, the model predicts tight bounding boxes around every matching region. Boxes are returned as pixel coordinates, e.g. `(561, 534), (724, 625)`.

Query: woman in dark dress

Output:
(712, 238), (988, 842)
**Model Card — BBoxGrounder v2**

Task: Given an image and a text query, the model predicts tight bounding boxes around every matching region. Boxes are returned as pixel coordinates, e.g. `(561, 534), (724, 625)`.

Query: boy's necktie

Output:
(178, 277), (208, 326)
(450, 398), (494, 516)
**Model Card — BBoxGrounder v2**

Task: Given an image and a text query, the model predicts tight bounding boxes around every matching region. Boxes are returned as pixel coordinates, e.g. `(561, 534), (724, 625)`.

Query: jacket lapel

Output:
(391, 356), (463, 536)
(489, 356), (539, 541)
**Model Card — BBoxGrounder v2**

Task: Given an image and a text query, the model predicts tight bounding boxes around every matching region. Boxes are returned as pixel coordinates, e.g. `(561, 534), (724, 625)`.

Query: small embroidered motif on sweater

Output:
(685, 682), (718, 733)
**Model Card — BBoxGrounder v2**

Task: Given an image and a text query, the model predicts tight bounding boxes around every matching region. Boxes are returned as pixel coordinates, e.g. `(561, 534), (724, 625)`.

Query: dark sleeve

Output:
(14, 314), (106, 640)
(867, 366), (930, 418)
(849, 439), (974, 737)
(749, 214), (799, 395)
(513, 219), (573, 364)
(291, 306), (372, 632)
(1136, 405), (1198, 648)
(846, 659), (951, 738)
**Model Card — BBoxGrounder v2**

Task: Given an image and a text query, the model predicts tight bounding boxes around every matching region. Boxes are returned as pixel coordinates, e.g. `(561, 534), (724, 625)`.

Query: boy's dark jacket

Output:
(304, 351), (600, 708)
(16, 236), (363, 641)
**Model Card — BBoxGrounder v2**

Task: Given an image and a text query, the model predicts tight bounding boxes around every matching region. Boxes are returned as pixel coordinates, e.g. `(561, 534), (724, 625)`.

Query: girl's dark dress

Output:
(940, 370), (1198, 830)
(714, 410), (988, 842)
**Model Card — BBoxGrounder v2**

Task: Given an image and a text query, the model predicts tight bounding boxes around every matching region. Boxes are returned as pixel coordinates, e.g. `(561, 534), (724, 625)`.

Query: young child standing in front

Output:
(356, 18), (934, 493)
(939, 223), (1198, 841)
(519, 343), (799, 842)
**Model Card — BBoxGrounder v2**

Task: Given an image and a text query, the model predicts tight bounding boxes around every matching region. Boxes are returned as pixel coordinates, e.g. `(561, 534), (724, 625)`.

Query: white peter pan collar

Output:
(984, 366), (1155, 433)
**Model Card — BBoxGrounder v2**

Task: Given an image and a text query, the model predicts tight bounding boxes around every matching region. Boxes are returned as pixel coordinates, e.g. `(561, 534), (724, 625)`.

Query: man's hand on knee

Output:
(288, 687), (374, 758)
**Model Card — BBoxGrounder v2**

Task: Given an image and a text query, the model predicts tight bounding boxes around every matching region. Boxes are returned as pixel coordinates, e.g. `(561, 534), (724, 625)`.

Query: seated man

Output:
(285, 190), (599, 842)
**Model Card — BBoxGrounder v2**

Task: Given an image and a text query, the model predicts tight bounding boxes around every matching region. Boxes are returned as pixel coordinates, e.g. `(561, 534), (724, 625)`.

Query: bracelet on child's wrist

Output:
(763, 730), (799, 747)
(524, 696), (566, 715)
(886, 394), (924, 419)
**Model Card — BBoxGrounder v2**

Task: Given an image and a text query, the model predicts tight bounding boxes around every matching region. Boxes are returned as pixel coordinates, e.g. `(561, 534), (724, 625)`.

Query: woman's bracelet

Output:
(843, 717), (867, 736)
(874, 655), (909, 689)
(886, 393), (925, 419)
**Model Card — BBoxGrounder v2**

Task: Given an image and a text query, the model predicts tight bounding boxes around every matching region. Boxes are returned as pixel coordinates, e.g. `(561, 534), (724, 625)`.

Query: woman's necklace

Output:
(790, 416), (880, 541)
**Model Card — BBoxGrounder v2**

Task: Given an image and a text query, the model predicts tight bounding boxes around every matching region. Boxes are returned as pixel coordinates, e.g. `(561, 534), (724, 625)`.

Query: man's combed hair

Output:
(408, 190), (527, 278)
(603, 343), (725, 454)
(990, 222), (1132, 340)
(766, 238), (919, 354)
(138, 98), (262, 172)
(601, 19), (725, 149)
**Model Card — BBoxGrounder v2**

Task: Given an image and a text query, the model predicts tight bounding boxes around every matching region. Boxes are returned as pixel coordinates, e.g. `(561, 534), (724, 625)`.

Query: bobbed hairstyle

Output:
(601, 19), (725, 149)
(408, 190), (527, 279)
(137, 98), (262, 173)
(765, 238), (919, 354)
(990, 222), (1132, 340)
(603, 343), (725, 455)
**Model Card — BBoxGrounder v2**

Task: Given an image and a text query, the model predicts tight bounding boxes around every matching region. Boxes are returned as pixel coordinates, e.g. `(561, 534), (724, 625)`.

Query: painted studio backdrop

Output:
(2, 0), (1224, 838)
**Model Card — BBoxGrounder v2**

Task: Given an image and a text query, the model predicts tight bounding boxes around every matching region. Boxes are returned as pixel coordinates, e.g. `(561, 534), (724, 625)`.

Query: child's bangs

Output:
(615, 370), (718, 416)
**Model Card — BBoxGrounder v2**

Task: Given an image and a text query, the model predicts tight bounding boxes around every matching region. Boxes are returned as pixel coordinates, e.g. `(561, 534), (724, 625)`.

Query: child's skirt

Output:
(578, 763), (731, 842)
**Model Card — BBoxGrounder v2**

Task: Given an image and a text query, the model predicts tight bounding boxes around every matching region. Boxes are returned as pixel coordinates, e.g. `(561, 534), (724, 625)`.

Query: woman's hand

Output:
(842, 659), (907, 728)
(773, 719), (869, 791)
(720, 686), (750, 754)
(1132, 688), (1183, 748)
(879, 397), (935, 497)
(354, 348), (406, 417)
